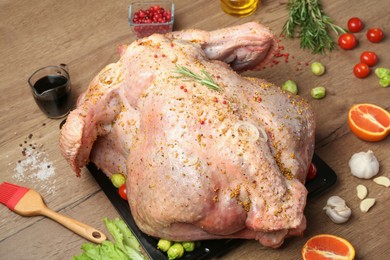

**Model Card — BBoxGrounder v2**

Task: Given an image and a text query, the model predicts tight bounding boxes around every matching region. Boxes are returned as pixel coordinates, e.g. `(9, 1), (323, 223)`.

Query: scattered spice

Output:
(262, 36), (310, 72)
(255, 96), (262, 102)
(12, 134), (56, 194)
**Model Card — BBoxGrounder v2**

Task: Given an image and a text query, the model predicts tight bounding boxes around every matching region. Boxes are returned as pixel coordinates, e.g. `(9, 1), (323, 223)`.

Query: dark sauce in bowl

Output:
(32, 75), (72, 118)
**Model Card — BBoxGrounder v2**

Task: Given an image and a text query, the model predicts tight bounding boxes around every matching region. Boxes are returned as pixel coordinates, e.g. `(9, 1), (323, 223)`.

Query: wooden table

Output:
(1, 0), (389, 259)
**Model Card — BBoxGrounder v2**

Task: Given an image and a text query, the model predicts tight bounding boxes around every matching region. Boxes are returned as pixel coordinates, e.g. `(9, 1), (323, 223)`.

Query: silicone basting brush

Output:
(0, 182), (106, 243)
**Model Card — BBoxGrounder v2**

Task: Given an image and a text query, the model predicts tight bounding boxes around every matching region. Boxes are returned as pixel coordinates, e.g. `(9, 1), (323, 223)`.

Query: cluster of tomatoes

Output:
(338, 17), (384, 78)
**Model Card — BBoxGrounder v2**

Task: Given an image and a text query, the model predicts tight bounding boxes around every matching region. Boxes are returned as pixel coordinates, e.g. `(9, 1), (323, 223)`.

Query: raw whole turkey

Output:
(60, 22), (315, 248)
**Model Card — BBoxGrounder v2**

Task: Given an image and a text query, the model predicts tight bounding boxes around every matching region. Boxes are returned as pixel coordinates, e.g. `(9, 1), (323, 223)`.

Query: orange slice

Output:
(302, 234), (356, 260)
(348, 103), (390, 142)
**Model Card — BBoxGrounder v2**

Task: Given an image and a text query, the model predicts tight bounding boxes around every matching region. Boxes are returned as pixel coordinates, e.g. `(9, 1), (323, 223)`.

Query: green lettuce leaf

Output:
(112, 218), (142, 251)
(103, 218), (125, 251)
(73, 218), (147, 260)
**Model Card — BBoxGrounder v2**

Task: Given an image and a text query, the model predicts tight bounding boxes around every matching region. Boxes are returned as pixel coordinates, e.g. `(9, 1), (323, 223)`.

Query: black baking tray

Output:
(87, 153), (337, 260)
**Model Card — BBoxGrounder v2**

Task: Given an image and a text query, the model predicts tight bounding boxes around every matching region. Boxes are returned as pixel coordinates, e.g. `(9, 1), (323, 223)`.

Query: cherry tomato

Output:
(118, 184), (128, 200)
(306, 162), (317, 181)
(353, 62), (370, 78)
(338, 33), (357, 50)
(347, 17), (363, 33)
(367, 28), (384, 43)
(360, 51), (378, 67)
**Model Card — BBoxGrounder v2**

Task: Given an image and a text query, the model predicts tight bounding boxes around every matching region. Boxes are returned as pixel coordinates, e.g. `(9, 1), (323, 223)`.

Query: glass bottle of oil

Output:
(220, 0), (260, 17)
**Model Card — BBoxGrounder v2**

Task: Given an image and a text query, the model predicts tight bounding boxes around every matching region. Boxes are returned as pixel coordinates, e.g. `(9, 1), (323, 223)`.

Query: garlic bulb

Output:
(323, 196), (352, 224)
(348, 150), (380, 179)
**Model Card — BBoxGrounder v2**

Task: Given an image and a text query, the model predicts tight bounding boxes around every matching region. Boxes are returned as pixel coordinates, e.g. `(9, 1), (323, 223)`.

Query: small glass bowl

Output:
(128, 0), (175, 39)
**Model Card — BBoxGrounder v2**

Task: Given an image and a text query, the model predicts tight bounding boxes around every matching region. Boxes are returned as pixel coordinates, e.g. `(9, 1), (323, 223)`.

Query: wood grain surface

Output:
(0, 0), (389, 259)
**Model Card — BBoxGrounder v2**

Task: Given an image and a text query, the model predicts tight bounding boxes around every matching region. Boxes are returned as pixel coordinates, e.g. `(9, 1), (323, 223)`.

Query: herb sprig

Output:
(282, 0), (346, 54)
(173, 64), (221, 91)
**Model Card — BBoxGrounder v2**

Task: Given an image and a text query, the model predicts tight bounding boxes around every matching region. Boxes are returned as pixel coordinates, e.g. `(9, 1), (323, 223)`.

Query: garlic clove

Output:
(373, 176), (390, 188)
(360, 198), (376, 213)
(356, 184), (368, 200)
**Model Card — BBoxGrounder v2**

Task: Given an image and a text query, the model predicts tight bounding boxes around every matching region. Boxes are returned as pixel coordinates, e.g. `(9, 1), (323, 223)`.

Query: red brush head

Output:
(0, 182), (30, 210)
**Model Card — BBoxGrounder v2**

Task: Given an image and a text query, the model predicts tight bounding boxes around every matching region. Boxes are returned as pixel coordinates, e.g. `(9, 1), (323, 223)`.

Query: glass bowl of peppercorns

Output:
(128, 0), (174, 39)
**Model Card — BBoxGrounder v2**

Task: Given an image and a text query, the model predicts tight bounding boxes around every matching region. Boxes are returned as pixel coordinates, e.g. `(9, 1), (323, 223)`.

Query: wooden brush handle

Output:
(40, 207), (107, 243)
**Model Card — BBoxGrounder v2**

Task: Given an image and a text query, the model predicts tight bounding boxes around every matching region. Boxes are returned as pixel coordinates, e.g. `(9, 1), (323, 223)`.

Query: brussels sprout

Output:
(167, 243), (184, 259)
(311, 62), (326, 76)
(282, 80), (298, 94)
(375, 67), (390, 78)
(375, 68), (390, 87)
(311, 86), (326, 99)
(110, 173), (126, 188)
(182, 241), (195, 252)
(379, 76), (390, 87)
(157, 239), (172, 252)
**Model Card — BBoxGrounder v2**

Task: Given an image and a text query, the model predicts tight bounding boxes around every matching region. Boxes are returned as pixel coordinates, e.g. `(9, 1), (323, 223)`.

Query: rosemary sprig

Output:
(282, 0), (346, 54)
(173, 64), (221, 91)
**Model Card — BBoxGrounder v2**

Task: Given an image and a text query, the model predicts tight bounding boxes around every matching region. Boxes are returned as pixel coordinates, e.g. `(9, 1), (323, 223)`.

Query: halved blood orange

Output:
(348, 103), (390, 142)
(302, 234), (355, 260)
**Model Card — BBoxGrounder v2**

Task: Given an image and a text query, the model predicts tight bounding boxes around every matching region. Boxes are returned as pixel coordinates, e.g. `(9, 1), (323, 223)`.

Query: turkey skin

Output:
(60, 22), (315, 248)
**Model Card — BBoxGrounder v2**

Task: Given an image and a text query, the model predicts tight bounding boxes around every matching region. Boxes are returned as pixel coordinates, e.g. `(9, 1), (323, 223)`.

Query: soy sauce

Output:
(32, 75), (72, 118)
